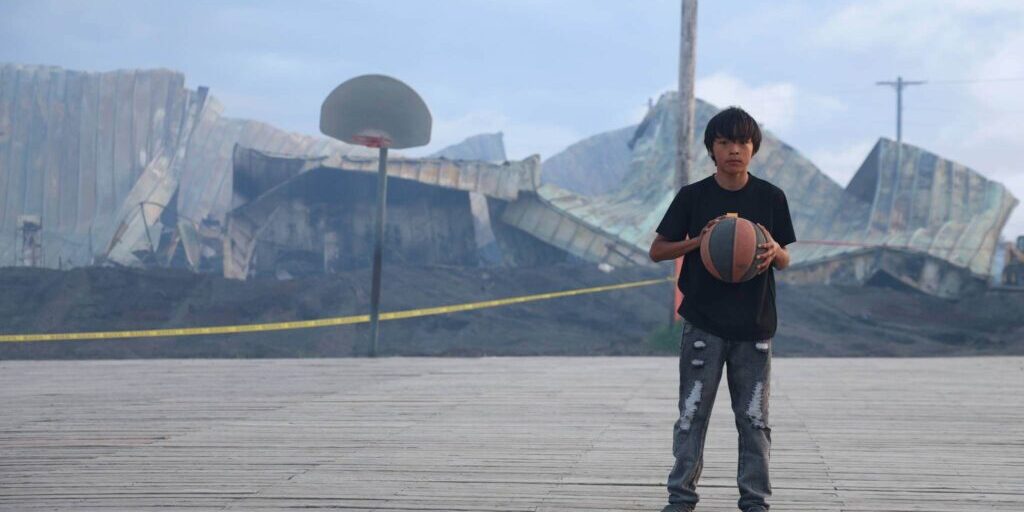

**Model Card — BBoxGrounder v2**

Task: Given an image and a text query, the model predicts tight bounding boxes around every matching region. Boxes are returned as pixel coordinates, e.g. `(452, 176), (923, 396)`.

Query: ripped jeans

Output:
(666, 318), (773, 511)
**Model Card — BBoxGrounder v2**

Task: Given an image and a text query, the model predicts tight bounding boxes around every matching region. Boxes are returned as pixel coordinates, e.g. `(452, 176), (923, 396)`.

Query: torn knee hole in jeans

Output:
(680, 380), (703, 431)
(755, 341), (769, 353)
(746, 381), (768, 429)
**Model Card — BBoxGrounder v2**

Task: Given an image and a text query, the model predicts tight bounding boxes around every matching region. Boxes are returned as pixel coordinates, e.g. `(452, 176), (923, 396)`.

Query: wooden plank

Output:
(0, 357), (1020, 511)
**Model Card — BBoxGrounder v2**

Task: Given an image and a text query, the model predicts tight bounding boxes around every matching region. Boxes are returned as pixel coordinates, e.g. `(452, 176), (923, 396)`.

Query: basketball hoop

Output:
(319, 74), (430, 149)
(350, 128), (394, 148)
(319, 74), (432, 358)
(352, 135), (392, 148)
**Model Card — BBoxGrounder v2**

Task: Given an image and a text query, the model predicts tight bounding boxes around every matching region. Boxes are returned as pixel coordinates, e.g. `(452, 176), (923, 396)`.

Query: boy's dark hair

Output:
(703, 106), (762, 163)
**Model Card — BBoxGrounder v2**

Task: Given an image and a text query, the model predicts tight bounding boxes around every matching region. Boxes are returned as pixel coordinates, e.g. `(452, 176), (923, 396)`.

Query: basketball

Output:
(699, 215), (768, 283)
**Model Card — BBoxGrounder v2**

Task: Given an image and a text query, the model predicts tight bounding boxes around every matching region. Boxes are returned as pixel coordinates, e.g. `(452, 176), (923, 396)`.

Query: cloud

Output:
(694, 72), (845, 133)
(812, 0), (1024, 239)
(807, 140), (876, 188)
(410, 109), (582, 162)
(813, 0), (1024, 62)
(963, 32), (1024, 143)
(940, 30), (1024, 240)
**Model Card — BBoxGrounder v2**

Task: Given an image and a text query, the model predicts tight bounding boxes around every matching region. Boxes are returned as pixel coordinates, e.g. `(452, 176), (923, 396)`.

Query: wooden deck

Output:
(1, 356), (1022, 511)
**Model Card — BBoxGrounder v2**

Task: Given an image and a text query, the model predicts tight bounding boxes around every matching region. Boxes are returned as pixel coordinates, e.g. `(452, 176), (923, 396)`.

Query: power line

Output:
(926, 77), (1024, 84)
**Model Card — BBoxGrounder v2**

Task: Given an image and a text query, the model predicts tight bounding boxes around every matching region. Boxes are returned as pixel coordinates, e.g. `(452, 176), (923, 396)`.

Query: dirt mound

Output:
(1, 264), (1021, 359)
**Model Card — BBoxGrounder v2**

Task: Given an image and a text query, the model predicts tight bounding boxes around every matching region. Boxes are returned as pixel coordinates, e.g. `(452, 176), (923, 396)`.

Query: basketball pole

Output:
(369, 145), (388, 358)
(319, 74), (431, 359)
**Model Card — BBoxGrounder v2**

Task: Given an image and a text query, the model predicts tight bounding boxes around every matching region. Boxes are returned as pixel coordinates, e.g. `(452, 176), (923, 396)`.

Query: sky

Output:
(1, 0), (1022, 239)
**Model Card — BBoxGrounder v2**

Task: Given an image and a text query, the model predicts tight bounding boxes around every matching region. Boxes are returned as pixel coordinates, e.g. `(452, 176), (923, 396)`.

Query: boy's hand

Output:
(699, 215), (728, 241)
(755, 223), (779, 274)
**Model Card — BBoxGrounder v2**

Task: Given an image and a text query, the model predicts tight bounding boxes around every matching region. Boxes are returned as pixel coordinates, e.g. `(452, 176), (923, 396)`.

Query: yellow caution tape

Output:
(0, 276), (674, 343)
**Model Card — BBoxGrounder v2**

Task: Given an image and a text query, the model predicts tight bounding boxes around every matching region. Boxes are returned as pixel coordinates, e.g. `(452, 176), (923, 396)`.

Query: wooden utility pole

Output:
(875, 76), (925, 231)
(672, 0), (698, 323)
(676, 0), (698, 192)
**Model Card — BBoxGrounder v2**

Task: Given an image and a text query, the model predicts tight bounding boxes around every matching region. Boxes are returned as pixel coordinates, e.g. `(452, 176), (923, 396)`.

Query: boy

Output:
(649, 106), (796, 512)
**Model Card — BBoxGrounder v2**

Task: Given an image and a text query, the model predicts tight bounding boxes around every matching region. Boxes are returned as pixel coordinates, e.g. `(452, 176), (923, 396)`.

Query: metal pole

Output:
(368, 146), (389, 358)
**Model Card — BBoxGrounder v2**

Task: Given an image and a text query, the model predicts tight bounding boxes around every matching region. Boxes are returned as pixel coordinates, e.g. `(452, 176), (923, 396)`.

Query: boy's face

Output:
(711, 136), (754, 176)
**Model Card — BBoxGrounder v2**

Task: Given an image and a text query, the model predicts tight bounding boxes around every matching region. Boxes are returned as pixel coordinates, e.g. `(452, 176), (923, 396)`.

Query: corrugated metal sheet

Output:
(103, 87), (209, 266)
(0, 64), (196, 267)
(2, 64), (1016, 295)
(788, 138), (1018, 279)
(222, 146), (542, 278)
(0, 63), (375, 267)
(506, 92), (1016, 287)
(503, 93), (857, 269)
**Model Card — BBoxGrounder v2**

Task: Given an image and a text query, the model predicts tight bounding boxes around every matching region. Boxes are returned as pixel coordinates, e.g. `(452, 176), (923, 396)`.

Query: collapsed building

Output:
(0, 64), (1017, 298)
(1000, 236), (1024, 286)
(0, 64), (575, 277)
(0, 63), (390, 271)
(224, 146), (570, 279)
(524, 93), (1018, 298)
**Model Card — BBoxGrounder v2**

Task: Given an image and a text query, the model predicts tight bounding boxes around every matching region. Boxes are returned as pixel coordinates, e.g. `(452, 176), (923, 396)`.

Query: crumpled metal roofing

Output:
(504, 93), (858, 269)
(223, 145), (541, 278)
(505, 91), (1017, 283)
(3, 64), (1016, 287)
(788, 138), (1018, 278)
(0, 64), (375, 267)
(0, 64), (204, 266)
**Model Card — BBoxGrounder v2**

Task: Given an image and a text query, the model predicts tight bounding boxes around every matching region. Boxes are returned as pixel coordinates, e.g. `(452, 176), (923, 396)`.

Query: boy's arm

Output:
(754, 224), (789, 273)
(772, 245), (790, 270)
(649, 234), (700, 262)
(649, 216), (727, 262)
(761, 189), (797, 271)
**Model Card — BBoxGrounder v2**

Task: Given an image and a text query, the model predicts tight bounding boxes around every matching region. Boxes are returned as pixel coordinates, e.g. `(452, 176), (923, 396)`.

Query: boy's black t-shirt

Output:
(656, 173), (797, 341)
